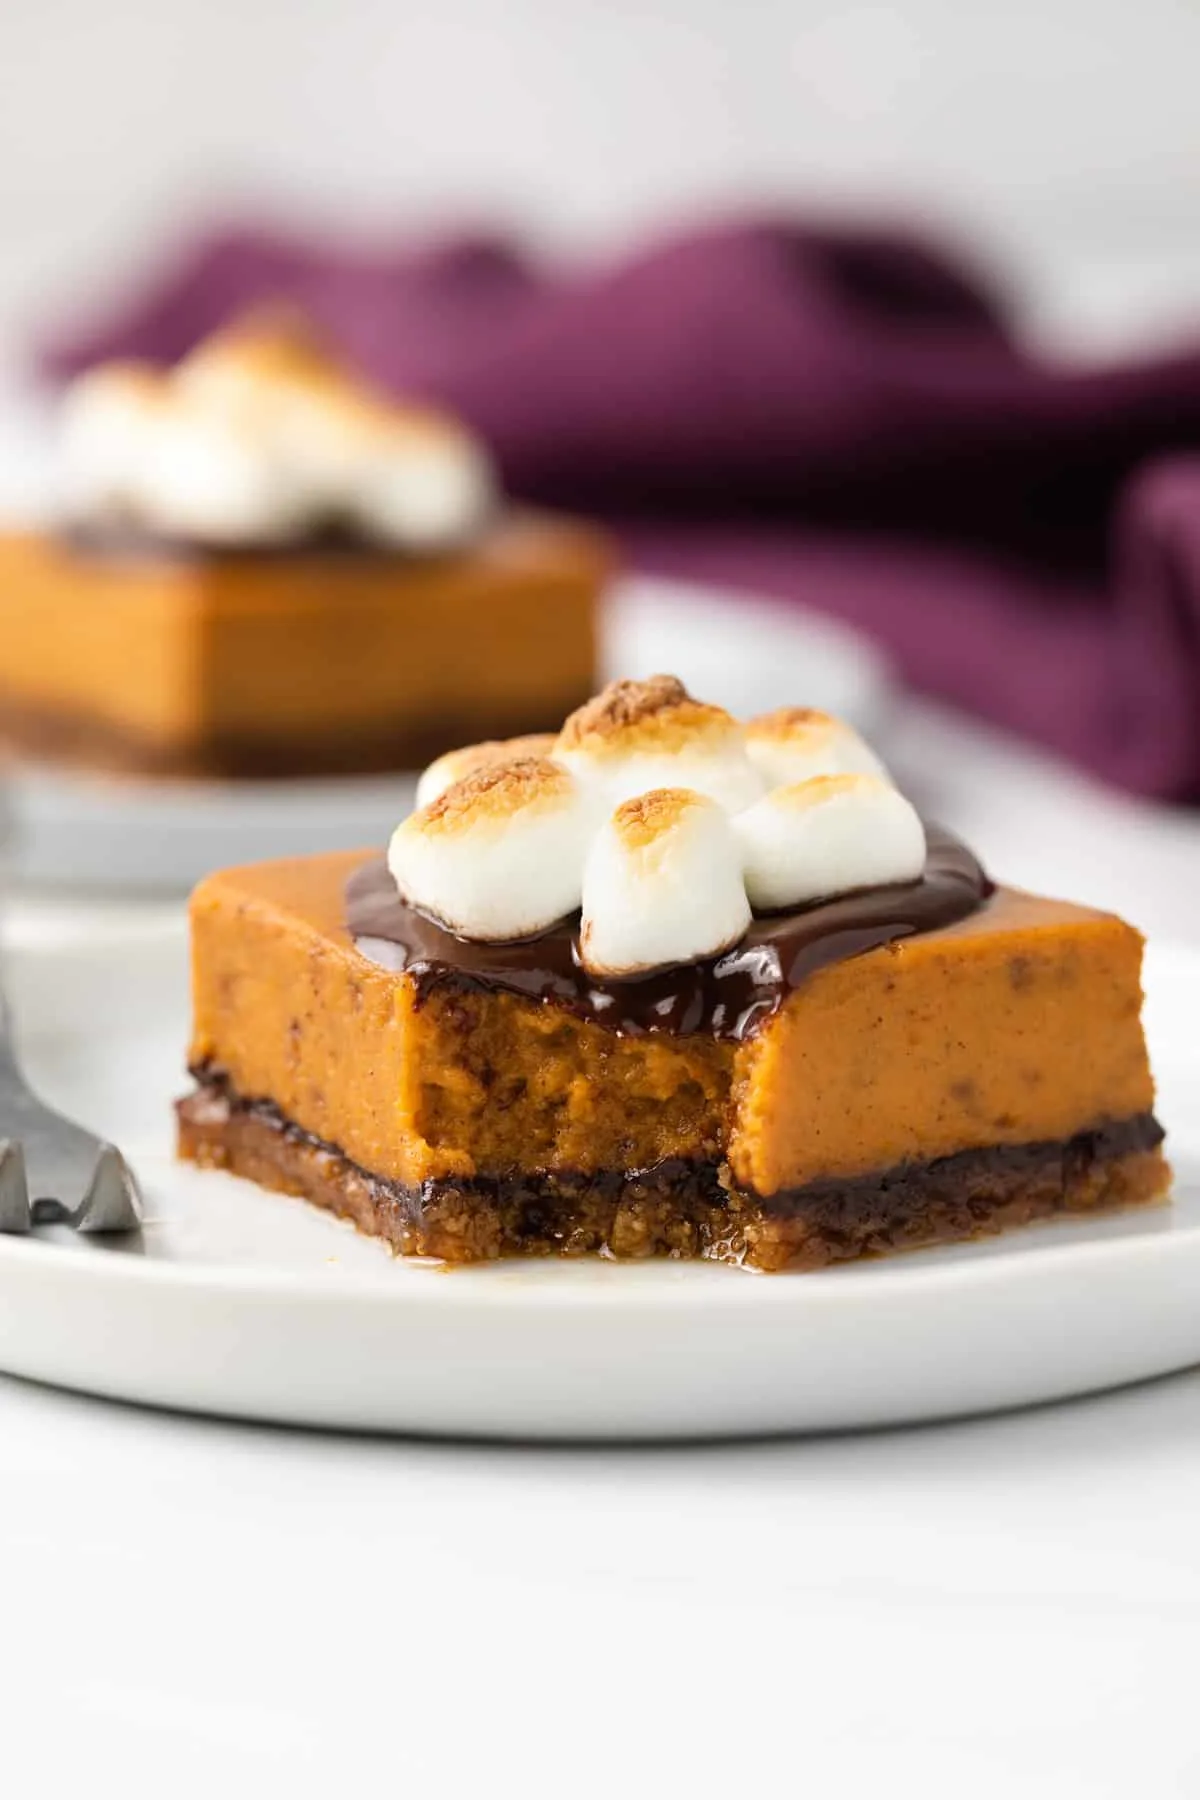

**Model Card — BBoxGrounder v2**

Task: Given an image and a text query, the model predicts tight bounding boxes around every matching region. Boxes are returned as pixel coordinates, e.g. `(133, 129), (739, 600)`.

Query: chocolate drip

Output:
(346, 824), (992, 1042)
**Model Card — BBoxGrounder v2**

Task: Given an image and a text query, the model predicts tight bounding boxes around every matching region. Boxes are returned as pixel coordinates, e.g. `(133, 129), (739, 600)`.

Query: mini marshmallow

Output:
(389, 757), (592, 940)
(744, 707), (889, 790)
(176, 308), (346, 423)
(556, 676), (764, 814)
(137, 402), (311, 545)
(734, 774), (926, 911)
(180, 317), (384, 509)
(415, 734), (559, 809)
(59, 363), (171, 520)
(352, 423), (496, 550)
(580, 788), (751, 978)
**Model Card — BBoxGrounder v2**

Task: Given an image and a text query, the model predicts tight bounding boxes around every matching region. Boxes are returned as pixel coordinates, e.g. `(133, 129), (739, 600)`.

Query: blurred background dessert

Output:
(0, 310), (606, 781)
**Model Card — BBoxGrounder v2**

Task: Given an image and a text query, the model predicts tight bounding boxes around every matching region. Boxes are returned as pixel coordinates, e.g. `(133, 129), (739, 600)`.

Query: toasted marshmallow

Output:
(388, 757), (592, 940)
(180, 314), (369, 509)
(136, 401), (310, 545)
(352, 418), (495, 550)
(59, 363), (171, 519)
(580, 788), (751, 978)
(557, 676), (764, 814)
(734, 774), (925, 911)
(415, 735), (559, 809)
(180, 312), (495, 549)
(744, 707), (889, 790)
(176, 308), (347, 423)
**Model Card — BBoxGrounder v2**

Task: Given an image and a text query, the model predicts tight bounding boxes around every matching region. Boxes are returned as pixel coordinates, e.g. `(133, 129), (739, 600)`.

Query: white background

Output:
(1, 0), (1200, 367)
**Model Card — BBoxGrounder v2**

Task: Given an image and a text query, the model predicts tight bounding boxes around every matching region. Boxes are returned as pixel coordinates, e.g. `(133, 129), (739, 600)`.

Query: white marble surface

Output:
(2, 1354), (1200, 1796)
(0, 694), (1196, 1795)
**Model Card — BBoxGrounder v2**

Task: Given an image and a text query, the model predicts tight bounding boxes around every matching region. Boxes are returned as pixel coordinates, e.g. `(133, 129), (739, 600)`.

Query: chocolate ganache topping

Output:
(59, 515), (497, 568)
(62, 518), (407, 564)
(345, 824), (992, 1042)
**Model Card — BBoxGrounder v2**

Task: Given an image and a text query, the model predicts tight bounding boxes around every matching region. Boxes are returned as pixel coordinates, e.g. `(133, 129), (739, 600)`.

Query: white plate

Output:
(0, 919), (1194, 1440)
(5, 574), (891, 892)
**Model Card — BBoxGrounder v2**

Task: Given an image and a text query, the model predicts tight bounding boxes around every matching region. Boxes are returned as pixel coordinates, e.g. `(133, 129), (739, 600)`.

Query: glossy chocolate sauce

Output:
(346, 824), (992, 1042)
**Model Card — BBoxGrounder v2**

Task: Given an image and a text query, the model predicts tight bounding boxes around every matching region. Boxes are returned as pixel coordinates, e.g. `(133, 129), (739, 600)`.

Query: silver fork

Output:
(0, 965), (142, 1236)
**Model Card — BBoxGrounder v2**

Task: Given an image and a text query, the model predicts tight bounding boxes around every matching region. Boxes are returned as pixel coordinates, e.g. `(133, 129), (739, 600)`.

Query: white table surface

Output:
(0, 699), (1196, 1797)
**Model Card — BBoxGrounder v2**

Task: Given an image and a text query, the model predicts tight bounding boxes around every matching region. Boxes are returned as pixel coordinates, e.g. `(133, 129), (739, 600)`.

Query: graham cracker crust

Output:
(176, 1078), (1169, 1272)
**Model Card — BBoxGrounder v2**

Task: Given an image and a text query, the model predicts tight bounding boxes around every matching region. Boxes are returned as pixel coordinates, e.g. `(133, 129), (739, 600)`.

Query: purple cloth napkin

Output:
(41, 217), (1200, 800)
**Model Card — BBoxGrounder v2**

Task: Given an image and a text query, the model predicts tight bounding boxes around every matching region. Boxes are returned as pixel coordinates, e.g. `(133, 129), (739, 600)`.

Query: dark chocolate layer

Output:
(177, 1076), (1168, 1271)
(60, 519), (476, 566)
(346, 824), (992, 1041)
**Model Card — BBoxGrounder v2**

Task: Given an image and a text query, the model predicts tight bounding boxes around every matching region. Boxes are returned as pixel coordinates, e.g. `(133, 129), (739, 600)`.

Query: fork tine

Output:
(74, 1146), (143, 1235)
(0, 1141), (31, 1234)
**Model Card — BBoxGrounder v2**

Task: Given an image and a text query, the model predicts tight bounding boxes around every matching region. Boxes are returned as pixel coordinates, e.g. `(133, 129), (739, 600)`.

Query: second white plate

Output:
(5, 574), (891, 891)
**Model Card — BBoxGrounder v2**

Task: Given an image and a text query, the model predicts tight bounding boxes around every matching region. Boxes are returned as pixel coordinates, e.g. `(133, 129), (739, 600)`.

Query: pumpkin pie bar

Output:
(0, 315), (607, 778)
(178, 678), (1169, 1269)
